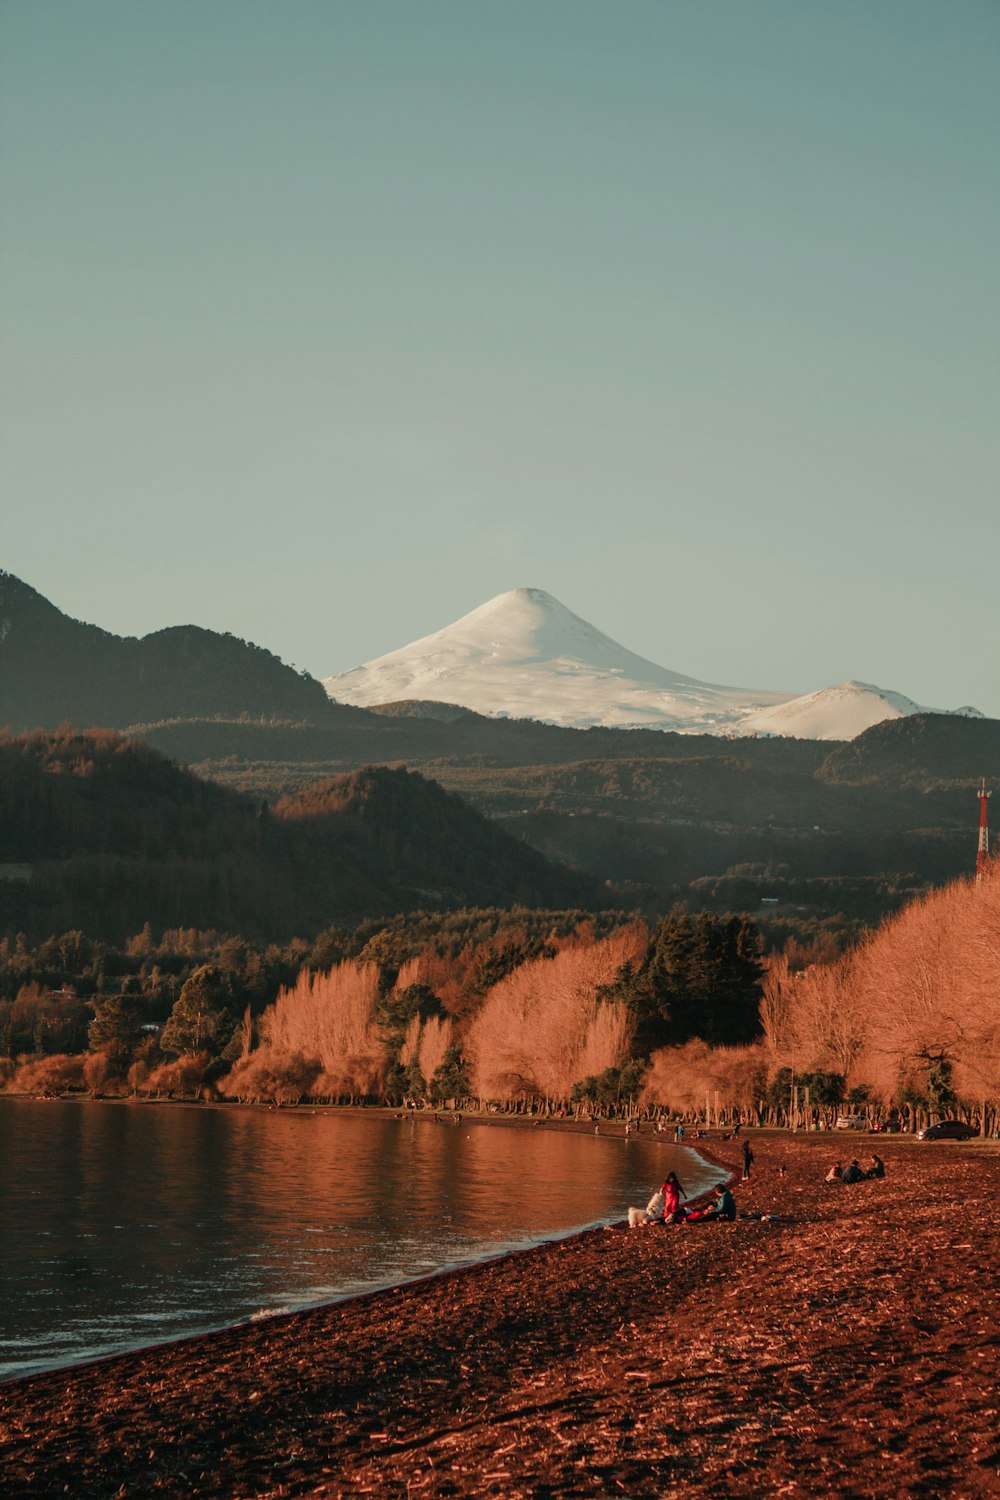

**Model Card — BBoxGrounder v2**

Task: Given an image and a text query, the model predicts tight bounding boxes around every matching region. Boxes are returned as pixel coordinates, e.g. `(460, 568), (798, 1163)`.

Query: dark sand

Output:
(1, 1132), (998, 1499)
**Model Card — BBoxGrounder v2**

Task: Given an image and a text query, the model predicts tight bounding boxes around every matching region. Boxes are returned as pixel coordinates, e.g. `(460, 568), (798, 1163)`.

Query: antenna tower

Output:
(976, 781), (991, 881)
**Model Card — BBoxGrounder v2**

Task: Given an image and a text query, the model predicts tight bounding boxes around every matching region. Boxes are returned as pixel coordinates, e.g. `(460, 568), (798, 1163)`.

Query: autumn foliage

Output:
(755, 868), (1000, 1129)
(465, 925), (645, 1103)
(219, 961), (384, 1103)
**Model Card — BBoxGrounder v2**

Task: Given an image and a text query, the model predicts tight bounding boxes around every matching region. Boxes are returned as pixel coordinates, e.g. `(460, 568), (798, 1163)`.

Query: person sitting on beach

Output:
(825, 1162), (843, 1183)
(687, 1184), (737, 1223)
(841, 1159), (865, 1184)
(866, 1153), (885, 1179)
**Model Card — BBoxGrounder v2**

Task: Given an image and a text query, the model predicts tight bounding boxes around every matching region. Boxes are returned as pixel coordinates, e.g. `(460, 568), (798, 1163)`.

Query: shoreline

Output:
(2, 1137), (997, 1497)
(0, 1096), (727, 1387)
(7, 1085), (993, 1149)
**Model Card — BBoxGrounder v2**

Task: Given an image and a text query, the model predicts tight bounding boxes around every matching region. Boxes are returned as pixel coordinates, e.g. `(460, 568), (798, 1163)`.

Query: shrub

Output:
(218, 1049), (320, 1106)
(8, 1053), (85, 1096)
(141, 1052), (210, 1097)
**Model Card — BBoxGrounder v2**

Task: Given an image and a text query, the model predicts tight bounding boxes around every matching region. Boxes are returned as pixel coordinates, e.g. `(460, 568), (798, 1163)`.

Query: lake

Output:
(0, 1097), (722, 1381)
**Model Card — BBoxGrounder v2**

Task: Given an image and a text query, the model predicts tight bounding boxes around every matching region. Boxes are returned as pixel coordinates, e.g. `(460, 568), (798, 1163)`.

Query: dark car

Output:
(916, 1120), (977, 1141)
(873, 1119), (903, 1134)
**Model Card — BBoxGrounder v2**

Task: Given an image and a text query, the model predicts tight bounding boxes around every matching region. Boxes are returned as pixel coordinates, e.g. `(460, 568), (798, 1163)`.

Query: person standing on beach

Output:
(659, 1171), (687, 1223)
(742, 1139), (754, 1181)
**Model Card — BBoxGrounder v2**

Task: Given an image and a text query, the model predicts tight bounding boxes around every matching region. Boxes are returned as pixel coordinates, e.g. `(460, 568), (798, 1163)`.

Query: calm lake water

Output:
(0, 1097), (722, 1382)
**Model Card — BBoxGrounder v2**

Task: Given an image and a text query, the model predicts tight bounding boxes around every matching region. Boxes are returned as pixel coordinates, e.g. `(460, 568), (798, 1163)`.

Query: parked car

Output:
(872, 1119), (903, 1134)
(835, 1114), (867, 1130)
(916, 1120), (977, 1141)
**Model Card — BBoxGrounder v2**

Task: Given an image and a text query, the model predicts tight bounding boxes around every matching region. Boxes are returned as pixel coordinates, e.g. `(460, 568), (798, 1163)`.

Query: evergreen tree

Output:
(615, 906), (763, 1054)
(429, 1044), (470, 1104)
(160, 965), (236, 1057)
(87, 994), (142, 1063)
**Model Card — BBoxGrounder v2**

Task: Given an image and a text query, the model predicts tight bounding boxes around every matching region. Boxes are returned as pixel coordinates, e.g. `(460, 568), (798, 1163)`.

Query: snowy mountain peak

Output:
(396, 587), (701, 685)
(323, 589), (790, 732)
(322, 591), (985, 739)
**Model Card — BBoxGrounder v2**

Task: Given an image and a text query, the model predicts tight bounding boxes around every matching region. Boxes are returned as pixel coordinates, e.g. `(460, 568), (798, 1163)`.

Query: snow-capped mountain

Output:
(323, 588), (793, 732)
(324, 588), (987, 740)
(733, 681), (985, 741)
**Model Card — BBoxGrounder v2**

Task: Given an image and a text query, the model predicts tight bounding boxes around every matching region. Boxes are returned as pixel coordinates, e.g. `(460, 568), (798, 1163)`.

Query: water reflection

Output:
(0, 1098), (721, 1380)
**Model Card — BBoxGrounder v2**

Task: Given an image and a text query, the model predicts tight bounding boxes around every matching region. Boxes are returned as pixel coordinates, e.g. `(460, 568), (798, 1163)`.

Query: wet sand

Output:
(1, 1132), (998, 1499)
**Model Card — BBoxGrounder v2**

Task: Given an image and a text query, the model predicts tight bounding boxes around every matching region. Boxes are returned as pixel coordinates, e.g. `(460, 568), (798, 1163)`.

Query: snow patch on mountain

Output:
(734, 681), (985, 741)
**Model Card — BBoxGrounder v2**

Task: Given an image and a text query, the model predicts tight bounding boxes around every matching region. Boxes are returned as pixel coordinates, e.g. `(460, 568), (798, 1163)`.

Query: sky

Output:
(2, 1), (998, 715)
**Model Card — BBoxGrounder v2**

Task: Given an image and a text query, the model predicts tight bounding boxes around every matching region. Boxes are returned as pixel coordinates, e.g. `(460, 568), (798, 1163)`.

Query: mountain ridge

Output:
(0, 571), (333, 731)
(2, 571), (985, 742)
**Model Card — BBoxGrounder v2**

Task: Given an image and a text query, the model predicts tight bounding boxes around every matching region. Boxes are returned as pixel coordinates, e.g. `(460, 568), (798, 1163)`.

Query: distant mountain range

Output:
(0, 571), (332, 732)
(0, 571), (986, 742)
(324, 587), (983, 740)
(127, 705), (1000, 945)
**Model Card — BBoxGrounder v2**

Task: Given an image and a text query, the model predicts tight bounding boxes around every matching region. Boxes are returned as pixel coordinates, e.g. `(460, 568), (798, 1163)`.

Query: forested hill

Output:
(135, 706), (833, 775)
(0, 571), (336, 730)
(0, 731), (598, 941)
(134, 710), (1000, 944)
(817, 713), (1000, 785)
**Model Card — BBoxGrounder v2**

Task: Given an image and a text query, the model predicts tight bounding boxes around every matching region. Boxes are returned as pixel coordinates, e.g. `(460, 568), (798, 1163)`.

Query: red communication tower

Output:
(976, 781), (991, 880)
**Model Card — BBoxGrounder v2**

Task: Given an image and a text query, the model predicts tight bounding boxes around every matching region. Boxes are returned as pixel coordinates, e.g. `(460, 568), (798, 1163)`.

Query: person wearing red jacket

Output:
(659, 1170), (687, 1222)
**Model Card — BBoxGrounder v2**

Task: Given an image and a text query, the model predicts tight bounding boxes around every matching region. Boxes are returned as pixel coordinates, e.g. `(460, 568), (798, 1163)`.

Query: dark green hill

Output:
(817, 713), (1000, 787)
(0, 571), (333, 730)
(0, 731), (597, 941)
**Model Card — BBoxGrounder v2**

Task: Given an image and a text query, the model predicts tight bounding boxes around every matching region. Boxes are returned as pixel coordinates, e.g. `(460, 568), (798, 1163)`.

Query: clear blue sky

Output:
(2, 1), (998, 713)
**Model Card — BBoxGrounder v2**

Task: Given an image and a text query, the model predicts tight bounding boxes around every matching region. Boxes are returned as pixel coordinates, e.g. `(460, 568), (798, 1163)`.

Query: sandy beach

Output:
(1, 1131), (997, 1499)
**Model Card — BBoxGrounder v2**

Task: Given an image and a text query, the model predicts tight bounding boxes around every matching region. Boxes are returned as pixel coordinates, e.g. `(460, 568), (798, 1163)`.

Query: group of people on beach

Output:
(630, 1134), (890, 1233)
(825, 1155), (884, 1183)
(629, 1171), (737, 1227)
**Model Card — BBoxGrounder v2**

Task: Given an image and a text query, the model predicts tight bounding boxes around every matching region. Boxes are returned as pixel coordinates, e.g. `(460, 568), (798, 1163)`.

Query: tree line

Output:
(4, 874), (998, 1135)
(0, 907), (764, 1109)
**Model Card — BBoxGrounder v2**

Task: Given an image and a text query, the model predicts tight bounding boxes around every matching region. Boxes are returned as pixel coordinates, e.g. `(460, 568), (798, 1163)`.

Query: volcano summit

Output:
(322, 588), (793, 732)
